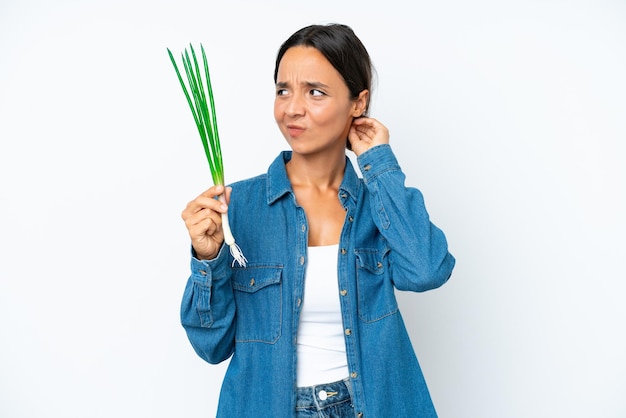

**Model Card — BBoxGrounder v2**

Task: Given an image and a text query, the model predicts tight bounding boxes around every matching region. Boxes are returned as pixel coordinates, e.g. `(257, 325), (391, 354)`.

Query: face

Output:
(274, 46), (367, 156)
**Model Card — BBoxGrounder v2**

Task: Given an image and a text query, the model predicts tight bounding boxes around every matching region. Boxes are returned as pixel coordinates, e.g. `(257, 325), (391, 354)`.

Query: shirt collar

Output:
(266, 151), (293, 205)
(266, 151), (361, 205)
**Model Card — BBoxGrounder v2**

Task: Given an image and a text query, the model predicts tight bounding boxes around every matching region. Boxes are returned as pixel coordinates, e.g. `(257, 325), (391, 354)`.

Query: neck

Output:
(286, 150), (346, 190)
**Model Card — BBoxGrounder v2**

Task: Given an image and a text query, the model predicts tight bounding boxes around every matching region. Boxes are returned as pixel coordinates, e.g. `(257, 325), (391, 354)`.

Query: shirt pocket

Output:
(232, 264), (283, 343)
(355, 249), (398, 323)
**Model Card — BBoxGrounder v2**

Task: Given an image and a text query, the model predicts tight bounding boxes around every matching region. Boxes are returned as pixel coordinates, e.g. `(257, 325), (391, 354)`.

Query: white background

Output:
(1, 0), (624, 417)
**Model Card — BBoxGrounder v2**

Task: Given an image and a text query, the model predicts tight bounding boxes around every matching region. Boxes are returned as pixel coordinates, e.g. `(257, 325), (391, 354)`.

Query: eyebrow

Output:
(275, 81), (330, 90)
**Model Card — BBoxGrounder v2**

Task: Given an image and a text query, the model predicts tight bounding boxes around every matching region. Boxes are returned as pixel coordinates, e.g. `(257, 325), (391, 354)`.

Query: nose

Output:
(285, 94), (305, 117)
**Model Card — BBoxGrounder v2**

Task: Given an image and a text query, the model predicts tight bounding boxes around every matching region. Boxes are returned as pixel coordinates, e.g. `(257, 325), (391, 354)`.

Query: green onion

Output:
(167, 44), (247, 267)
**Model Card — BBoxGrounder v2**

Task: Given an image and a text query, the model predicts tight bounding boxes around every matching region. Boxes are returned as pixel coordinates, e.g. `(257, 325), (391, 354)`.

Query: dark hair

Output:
(273, 23), (374, 115)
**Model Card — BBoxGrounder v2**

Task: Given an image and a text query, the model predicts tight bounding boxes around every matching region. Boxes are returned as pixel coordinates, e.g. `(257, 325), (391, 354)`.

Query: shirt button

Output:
(351, 371), (358, 379)
(363, 164), (371, 171)
(357, 413), (363, 418)
(199, 270), (207, 276)
(300, 256), (305, 265)
(249, 278), (255, 286)
(348, 216), (354, 222)
(297, 298), (301, 307)
(301, 224), (306, 232)
(318, 390), (328, 401)
(340, 289), (347, 296)
(341, 248), (347, 255)
(345, 328), (351, 336)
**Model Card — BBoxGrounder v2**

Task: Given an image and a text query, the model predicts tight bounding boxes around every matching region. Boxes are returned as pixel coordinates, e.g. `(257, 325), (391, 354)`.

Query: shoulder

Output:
(228, 173), (267, 191)
(227, 151), (287, 192)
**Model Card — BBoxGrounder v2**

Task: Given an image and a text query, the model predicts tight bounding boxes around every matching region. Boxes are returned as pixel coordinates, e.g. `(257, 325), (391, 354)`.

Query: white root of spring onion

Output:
(221, 212), (247, 267)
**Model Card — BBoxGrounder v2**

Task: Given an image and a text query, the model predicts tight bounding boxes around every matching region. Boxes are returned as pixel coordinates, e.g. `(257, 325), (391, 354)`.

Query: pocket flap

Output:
(355, 249), (386, 275)
(232, 265), (282, 293)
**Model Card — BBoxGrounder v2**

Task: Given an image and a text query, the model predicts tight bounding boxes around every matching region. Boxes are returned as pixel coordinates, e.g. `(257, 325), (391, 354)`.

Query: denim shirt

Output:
(181, 144), (455, 418)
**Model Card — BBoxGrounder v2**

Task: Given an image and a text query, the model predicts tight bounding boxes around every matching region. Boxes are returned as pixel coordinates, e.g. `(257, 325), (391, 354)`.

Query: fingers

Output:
(348, 117), (389, 156)
(217, 186), (232, 206)
(183, 200), (221, 230)
(181, 186), (230, 238)
(182, 185), (228, 219)
(199, 185), (229, 208)
(351, 117), (388, 139)
(181, 185), (233, 260)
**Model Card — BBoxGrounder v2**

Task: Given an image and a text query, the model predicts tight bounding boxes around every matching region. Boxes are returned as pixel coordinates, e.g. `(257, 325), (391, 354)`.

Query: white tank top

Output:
(296, 244), (349, 387)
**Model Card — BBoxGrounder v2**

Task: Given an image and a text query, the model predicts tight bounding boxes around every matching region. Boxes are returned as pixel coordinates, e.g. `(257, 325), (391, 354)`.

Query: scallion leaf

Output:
(167, 44), (246, 267)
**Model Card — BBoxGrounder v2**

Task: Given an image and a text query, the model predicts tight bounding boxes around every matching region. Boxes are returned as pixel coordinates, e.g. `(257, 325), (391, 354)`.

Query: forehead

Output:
(276, 46), (343, 85)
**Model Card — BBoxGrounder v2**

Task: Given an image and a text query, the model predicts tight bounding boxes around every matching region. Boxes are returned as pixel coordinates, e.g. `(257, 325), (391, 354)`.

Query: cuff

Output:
(356, 144), (401, 183)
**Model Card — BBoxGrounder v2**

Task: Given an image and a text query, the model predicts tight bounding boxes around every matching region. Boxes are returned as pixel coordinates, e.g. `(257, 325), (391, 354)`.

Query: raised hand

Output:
(181, 185), (231, 260)
(348, 117), (390, 156)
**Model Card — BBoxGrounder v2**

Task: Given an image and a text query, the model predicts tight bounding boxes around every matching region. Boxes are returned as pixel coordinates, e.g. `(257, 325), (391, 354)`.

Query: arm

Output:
(349, 118), (455, 292)
(179, 185), (236, 363)
(180, 244), (236, 364)
(357, 144), (455, 292)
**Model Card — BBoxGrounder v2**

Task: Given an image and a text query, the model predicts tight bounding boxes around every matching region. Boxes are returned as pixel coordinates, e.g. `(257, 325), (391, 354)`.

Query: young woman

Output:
(180, 23), (455, 418)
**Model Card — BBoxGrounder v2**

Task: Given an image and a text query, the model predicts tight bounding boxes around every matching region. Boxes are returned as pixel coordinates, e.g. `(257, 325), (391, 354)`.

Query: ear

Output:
(352, 89), (369, 117)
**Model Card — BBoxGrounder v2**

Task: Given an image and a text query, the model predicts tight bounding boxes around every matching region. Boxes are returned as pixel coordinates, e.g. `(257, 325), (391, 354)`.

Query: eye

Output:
(276, 88), (288, 96)
(310, 89), (325, 97)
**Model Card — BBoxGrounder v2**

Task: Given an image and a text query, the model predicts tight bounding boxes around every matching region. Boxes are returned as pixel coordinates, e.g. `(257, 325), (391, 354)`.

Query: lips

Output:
(286, 124), (305, 138)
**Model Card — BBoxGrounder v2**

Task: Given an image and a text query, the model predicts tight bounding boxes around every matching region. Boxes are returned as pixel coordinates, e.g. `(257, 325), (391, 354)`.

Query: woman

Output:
(180, 23), (455, 418)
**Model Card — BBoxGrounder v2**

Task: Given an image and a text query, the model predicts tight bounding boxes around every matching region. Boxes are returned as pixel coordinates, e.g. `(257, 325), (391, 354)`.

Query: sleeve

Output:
(180, 243), (236, 364)
(357, 144), (456, 292)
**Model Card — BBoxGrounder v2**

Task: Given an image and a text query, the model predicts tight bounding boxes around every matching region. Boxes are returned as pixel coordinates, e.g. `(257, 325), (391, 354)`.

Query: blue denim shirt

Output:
(181, 144), (455, 417)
